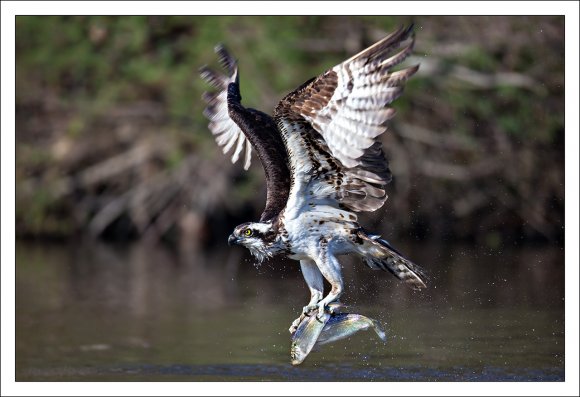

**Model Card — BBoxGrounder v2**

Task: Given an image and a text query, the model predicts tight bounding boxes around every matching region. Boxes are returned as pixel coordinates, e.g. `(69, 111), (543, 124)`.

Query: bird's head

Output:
(228, 222), (276, 263)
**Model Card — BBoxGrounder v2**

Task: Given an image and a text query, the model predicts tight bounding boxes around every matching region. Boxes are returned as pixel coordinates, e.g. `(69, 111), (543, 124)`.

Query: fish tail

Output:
(370, 319), (388, 342)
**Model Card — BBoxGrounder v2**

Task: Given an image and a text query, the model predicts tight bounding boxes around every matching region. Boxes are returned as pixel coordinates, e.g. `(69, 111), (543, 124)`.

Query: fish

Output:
(290, 310), (331, 366)
(290, 304), (387, 365)
(315, 313), (387, 347)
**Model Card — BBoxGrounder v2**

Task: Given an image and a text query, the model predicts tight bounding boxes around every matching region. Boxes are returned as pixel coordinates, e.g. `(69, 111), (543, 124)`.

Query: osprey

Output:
(200, 25), (427, 332)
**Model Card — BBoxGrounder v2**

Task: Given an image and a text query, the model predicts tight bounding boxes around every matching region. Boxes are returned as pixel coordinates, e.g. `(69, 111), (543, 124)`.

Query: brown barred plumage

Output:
(200, 25), (427, 332)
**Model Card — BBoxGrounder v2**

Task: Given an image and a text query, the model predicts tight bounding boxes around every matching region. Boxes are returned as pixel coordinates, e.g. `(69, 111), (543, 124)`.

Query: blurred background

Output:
(15, 16), (565, 381)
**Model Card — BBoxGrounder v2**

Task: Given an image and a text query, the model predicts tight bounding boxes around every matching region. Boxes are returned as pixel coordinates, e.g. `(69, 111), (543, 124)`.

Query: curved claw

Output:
(292, 300), (343, 334)
(289, 317), (301, 335)
(302, 304), (318, 315)
(289, 310), (310, 335)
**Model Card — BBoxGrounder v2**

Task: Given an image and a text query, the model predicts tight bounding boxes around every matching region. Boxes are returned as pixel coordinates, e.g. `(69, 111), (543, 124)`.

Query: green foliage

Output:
(463, 47), (499, 73)
(15, 16), (564, 243)
(16, 16), (413, 127)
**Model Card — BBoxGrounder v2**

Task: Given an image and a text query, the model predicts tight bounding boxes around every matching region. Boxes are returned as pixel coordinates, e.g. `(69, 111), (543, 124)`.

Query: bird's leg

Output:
(314, 251), (344, 320)
(290, 259), (324, 334)
(316, 283), (343, 319)
(300, 259), (324, 314)
(302, 293), (323, 315)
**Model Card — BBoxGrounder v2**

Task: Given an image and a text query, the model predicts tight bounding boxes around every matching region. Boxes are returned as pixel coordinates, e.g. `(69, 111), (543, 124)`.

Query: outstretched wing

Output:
(274, 25), (418, 215)
(201, 45), (291, 222)
(200, 45), (252, 170)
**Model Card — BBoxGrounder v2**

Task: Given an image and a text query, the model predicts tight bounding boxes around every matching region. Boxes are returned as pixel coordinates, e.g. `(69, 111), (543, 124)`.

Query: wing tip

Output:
(214, 43), (238, 80)
(214, 43), (225, 54)
(345, 23), (416, 65)
(392, 23), (416, 52)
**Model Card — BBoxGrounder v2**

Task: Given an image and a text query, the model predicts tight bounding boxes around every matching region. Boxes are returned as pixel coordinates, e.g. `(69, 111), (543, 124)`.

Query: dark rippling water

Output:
(16, 240), (564, 381)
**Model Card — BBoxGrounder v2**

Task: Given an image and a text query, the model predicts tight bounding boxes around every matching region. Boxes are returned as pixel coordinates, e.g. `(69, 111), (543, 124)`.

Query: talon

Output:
(289, 308), (311, 334)
(302, 304), (317, 315)
(317, 303), (326, 320)
(289, 317), (301, 334)
(289, 324), (297, 335)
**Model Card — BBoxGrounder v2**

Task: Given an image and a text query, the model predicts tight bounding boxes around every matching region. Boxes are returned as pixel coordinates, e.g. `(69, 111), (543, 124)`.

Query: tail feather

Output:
(359, 230), (427, 290)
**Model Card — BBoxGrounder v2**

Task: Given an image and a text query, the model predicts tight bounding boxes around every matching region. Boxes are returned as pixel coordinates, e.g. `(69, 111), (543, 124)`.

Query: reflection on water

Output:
(16, 240), (564, 381)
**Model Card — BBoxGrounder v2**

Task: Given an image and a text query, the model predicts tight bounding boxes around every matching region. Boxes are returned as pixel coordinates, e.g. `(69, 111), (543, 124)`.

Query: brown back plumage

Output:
(275, 25), (418, 213)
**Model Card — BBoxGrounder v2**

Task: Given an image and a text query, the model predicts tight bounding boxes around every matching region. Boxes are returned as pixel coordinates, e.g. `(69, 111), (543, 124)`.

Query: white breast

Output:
(283, 206), (357, 259)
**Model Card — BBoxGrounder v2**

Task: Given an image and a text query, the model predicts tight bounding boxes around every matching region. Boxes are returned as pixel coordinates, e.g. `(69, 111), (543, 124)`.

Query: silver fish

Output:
(315, 313), (387, 346)
(290, 310), (331, 366)
(290, 305), (387, 365)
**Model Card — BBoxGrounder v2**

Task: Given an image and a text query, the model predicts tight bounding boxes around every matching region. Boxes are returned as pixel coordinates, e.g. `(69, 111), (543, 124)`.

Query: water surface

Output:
(16, 240), (564, 381)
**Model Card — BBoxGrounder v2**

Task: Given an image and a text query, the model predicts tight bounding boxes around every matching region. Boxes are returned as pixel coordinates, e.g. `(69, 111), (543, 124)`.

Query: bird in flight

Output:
(200, 25), (427, 332)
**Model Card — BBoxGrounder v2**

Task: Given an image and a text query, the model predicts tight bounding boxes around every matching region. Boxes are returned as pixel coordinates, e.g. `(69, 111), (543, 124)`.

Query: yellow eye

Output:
(243, 228), (253, 237)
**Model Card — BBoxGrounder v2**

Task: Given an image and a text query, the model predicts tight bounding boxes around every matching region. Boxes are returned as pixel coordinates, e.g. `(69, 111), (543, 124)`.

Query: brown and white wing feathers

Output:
(275, 25), (418, 213)
(200, 45), (252, 170)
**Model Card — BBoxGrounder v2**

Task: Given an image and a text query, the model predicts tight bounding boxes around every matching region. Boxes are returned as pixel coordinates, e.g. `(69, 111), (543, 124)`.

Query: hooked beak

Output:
(228, 234), (239, 246)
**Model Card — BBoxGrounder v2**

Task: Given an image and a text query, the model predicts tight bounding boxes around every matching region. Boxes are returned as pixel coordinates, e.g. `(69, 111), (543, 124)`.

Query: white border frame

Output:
(2, 2), (578, 396)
